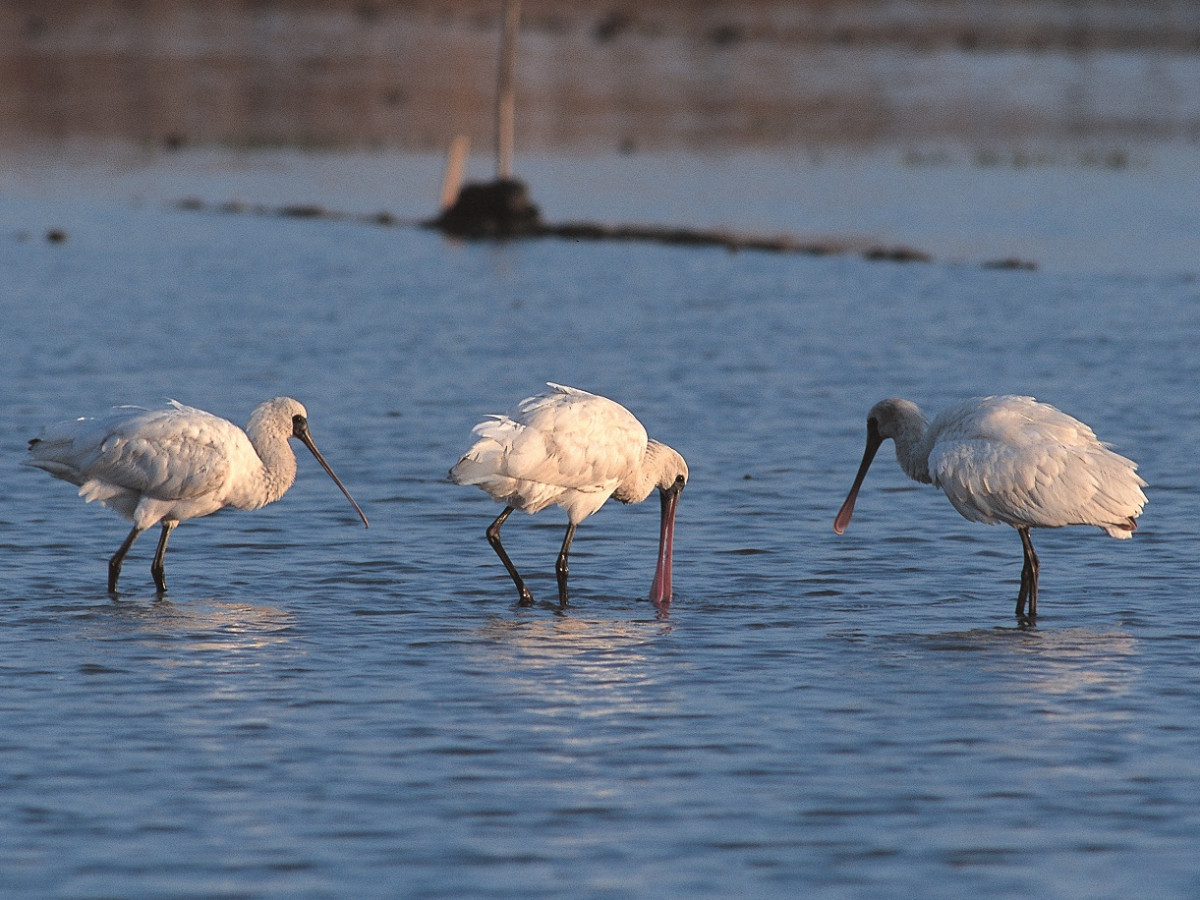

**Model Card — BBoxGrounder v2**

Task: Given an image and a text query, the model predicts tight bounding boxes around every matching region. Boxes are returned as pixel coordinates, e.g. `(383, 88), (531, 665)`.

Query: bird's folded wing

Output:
(932, 440), (1143, 529)
(82, 408), (237, 501)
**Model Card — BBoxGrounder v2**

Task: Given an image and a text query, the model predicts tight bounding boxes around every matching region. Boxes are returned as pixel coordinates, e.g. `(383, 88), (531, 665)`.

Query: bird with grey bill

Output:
(25, 397), (368, 594)
(451, 383), (688, 609)
(833, 395), (1146, 619)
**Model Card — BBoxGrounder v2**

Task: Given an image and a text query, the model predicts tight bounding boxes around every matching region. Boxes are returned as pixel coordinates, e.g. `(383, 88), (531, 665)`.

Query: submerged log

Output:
(178, 196), (989, 267)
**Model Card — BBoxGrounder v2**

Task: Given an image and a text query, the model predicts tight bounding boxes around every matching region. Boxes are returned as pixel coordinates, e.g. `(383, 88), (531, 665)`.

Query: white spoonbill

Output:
(833, 395), (1146, 618)
(25, 397), (369, 594)
(450, 383), (688, 608)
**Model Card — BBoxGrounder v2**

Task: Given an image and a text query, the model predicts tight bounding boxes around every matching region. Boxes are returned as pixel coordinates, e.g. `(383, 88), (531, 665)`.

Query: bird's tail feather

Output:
(1101, 517), (1138, 539)
(24, 434), (88, 483)
(450, 451), (502, 486)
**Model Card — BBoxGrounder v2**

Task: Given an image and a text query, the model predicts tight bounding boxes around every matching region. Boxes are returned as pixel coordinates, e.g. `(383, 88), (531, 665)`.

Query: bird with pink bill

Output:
(451, 383), (687, 610)
(834, 395), (1146, 619)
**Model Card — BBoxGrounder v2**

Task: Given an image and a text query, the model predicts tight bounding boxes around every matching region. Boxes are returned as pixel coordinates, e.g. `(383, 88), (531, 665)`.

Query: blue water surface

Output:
(1, 148), (1198, 899)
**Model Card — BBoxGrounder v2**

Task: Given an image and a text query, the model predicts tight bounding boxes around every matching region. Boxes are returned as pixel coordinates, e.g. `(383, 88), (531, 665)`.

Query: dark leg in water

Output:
(487, 506), (534, 606)
(555, 522), (577, 608)
(108, 524), (145, 594)
(151, 521), (177, 595)
(1015, 526), (1040, 619)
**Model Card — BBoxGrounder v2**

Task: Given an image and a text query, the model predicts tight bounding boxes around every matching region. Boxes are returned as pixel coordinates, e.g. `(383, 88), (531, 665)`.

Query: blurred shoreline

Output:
(3, 0), (1199, 154)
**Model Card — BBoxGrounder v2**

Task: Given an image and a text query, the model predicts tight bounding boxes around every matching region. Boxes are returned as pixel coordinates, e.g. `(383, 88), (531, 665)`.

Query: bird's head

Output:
(865, 398), (925, 443)
(251, 396), (368, 529)
(834, 398), (930, 534)
(648, 441), (688, 496)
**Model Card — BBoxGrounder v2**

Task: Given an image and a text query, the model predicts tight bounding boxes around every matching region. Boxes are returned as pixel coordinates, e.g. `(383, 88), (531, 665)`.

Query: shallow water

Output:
(2, 148), (1199, 898)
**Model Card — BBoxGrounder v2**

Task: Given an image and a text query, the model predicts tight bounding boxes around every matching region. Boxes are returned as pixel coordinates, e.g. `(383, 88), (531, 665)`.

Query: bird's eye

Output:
(292, 414), (304, 426)
(675, 474), (686, 486)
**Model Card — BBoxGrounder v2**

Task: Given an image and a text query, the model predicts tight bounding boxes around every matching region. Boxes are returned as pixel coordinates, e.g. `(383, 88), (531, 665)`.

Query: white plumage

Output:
(25, 397), (368, 593)
(834, 395), (1147, 618)
(451, 383), (688, 608)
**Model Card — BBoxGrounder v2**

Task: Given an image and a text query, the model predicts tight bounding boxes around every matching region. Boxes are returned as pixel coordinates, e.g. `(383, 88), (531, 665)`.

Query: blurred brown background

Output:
(3, 0), (1198, 151)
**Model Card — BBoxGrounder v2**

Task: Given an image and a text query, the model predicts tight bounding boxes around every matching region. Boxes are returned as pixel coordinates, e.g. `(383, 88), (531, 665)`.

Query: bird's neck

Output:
(248, 426), (298, 508)
(613, 441), (672, 504)
(612, 465), (657, 505)
(892, 416), (934, 485)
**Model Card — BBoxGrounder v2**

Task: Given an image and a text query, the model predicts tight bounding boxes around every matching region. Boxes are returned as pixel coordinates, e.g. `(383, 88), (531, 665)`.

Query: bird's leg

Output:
(486, 506), (533, 607)
(108, 524), (145, 594)
(1016, 566), (1029, 618)
(1016, 526), (1040, 619)
(150, 521), (177, 595)
(555, 523), (577, 608)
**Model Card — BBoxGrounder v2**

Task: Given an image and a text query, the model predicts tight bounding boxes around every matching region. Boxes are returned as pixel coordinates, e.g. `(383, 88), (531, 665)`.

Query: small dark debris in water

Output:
(983, 257), (1038, 271)
(175, 197), (414, 229)
(24, 15), (47, 39)
(542, 221), (848, 256)
(355, 1), (381, 24)
(708, 24), (743, 46)
(78, 662), (126, 675)
(956, 29), (982, 50)
(1080, 149), (1130, 170)
(279, 204), (327, 218)
(863, 245), (932, 263)
(161, 132), (186, 151)
(429, 179), (542, 238)
(45, 229), (67, 244)
(593, 11), (633, 43)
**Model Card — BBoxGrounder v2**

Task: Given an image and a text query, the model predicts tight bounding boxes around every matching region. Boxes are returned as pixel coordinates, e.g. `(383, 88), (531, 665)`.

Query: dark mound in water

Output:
(430, 179), (542, 238)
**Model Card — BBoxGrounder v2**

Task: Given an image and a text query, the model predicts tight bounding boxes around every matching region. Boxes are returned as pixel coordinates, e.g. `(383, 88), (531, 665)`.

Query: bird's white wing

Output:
(35, 404), (239, 502)
(967, 396), (1105, 445)
(506, 386), (647, 489)
(930, 398), (1146, 531)
(451, 385), (649, 517)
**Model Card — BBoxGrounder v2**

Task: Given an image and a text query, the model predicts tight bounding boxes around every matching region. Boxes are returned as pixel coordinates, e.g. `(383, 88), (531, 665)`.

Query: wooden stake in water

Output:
(439, 135), (470, 210)
(495, 0), (521, 181)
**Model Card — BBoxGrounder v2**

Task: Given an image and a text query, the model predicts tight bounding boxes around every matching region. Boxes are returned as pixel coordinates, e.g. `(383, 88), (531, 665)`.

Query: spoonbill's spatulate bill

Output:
(450, 383), (688, 609)
(833, 395), (1146, 618)
(25, 397), (368, 594)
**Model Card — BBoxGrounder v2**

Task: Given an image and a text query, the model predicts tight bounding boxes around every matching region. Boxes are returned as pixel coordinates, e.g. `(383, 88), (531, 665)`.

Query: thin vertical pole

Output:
(438, 135), (470, 210)
(495, 0), (521, 181)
